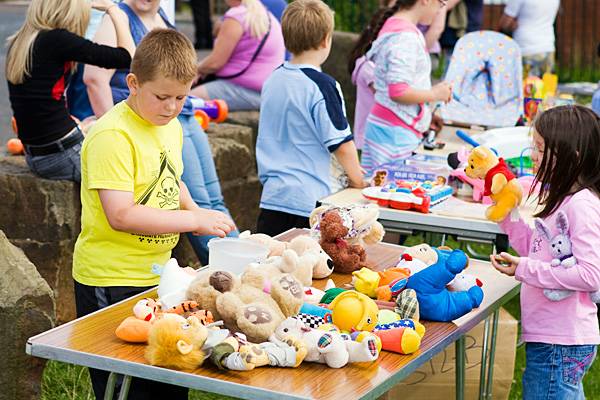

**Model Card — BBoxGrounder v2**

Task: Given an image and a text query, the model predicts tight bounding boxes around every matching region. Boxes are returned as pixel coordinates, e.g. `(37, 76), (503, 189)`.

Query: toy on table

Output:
(447, 272), (483, 292)
(534, 211), (600, 303)
(186, 269), (304, 343)
(239, 232), (334, 279)
(369, 156), (451, 188)
(313, 209), (368, 274)
(189, 97), (228, 130)
(115, 297), (214, 343)
(351, 266), (410, 301)
(154, 258), (199, 309)
(145, 314), (307, 371)
(310, 204), (385, 248)
(362, 179), (453, 214)
(329, 290), (379, 333)
(270, 317), (380, 368)
(404, 244), (484, 322)
(464, 146), (523, 222)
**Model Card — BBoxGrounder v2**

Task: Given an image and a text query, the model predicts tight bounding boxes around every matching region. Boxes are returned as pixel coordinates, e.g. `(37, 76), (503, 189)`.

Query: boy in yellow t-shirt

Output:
(72, 29), (235, 400)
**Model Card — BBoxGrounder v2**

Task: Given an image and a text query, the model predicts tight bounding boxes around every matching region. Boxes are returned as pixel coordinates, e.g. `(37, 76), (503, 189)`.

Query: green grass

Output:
(41, 234), (599, 399)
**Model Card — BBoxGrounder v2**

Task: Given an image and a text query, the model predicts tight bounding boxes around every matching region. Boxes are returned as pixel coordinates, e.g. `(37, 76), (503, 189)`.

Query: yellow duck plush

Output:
(465, 146), (523, 222)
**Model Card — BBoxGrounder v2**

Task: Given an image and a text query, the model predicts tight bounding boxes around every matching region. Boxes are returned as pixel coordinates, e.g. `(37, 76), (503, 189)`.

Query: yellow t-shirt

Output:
(73, 101), (184, 287)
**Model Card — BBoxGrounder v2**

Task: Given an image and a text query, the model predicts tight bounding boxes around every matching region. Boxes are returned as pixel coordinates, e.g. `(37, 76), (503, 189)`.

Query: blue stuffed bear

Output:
(405, 246), (484, 322)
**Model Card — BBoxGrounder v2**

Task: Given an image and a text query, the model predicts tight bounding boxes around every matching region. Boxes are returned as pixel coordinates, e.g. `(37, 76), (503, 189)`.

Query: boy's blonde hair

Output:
(281, 0), (334, 55)
(131, 29), (197, 84)
(6, 0), (90, 84)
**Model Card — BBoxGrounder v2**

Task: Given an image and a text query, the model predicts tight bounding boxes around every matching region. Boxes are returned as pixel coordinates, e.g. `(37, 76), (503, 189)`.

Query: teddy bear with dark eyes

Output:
(318, 210), (367, 274)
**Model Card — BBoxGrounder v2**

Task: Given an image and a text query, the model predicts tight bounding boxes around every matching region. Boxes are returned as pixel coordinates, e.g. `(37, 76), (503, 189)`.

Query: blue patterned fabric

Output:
(441, 31), (523, 128)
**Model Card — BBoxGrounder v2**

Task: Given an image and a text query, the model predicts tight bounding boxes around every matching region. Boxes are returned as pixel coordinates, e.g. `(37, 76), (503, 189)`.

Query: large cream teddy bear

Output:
(186, 268), (304, 343)
(270, 317), (379, 368)
(309, 204), (385, 247)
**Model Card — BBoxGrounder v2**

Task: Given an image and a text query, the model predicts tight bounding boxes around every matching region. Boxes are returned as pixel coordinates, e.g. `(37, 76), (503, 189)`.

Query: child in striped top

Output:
(361, 0), (452, 175)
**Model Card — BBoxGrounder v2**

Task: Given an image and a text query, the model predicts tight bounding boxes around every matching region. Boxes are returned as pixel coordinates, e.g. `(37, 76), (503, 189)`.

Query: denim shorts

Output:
(523, 342), (597, 400)
(203, 79), (261, 111)
(25, 141), (82, 182)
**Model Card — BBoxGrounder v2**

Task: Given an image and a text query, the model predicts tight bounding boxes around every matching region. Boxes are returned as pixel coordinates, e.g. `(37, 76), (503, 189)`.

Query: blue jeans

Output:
(523, 342), (597, 400)
(25, 142), (82, 182)
(178, 114), (238, 265)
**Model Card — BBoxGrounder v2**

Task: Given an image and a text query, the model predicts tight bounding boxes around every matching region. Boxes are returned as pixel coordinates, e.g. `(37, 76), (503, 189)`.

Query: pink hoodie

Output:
(500, 189), (600, 345)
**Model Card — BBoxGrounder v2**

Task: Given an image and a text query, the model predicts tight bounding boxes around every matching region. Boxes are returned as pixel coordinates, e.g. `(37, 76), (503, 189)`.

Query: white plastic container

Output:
(470, 126), (531, 159)
(207, 238), (269, 276)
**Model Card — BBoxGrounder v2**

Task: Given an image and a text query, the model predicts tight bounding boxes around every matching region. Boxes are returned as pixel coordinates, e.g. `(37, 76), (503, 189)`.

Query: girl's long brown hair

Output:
(347, 0), (418, 75)
(532, 105), (600, 218)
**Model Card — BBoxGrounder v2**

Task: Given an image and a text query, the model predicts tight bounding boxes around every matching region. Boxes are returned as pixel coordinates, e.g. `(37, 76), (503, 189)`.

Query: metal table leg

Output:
(456, 336), (466, 400)
(485, 310), (500, 399)
(478, 317), (491, 400)
(104, 372), (118, 400)
(118, 375), (132, 400)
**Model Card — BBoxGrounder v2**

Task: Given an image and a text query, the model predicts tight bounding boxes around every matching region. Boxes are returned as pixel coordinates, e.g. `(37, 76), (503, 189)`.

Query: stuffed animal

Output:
(239, 231), (288, 257)
(240, 232), (334, 279)
(447, 273), (483, 292)
(155, 258), (198, 309)
(310, 204), (385, 248)
(405, 245), (484, 321)
(318, 210), (367, 273)
(287, 235), (334, 279)
(145, 315), (307, 371)
(115, 298), (214, 343)
(329, 290), (379, 332)
(186, 268), (304, 343)
(535, 211), (600, 302)
(246, 249), (314, 287)
(352, 267), (410, 301)
(464, 146), (523, 222)
(270, 317), (379, 368)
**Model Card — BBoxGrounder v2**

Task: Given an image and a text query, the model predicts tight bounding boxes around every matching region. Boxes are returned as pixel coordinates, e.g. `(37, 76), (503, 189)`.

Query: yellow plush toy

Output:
(329, 290), (379, 333)
(465, 146), (523, 222)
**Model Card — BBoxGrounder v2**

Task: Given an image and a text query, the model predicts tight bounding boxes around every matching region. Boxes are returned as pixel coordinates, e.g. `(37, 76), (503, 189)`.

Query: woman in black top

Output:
(6, 0), (135, 182)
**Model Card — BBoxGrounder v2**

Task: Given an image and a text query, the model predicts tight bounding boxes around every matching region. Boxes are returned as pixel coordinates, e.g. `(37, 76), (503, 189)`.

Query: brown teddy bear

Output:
(319, 210), (367, 274)
(186, 268), (304, 343)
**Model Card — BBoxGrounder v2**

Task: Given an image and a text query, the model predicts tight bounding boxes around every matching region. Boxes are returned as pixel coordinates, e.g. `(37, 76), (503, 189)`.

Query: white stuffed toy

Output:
(447, 272), (483, 292)
(240, 233), (334, 280)
(269, 317), (379, 368)
(246, 250), (314, 287)
(155, 258), (198, 310)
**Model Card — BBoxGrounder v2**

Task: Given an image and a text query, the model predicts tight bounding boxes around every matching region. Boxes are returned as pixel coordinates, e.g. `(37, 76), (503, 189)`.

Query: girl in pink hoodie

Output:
(491, 105), (600, 399)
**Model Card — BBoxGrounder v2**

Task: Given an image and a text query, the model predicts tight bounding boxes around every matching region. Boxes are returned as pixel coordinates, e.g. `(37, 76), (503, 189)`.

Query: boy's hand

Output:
(191, 209), (236, 237)
(431, 82), (452, 103)
(489, 252), (519, 276)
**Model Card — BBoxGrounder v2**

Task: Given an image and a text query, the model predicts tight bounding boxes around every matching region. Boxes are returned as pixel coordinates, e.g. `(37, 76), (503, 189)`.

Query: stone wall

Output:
(0, 117), (261, 323)
(0, 230), (55, 400)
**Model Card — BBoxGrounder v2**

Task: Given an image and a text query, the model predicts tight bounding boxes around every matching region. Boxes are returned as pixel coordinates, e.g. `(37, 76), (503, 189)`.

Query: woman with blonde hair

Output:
(6, 0), (134, 182)
(191, 0), (285, 110)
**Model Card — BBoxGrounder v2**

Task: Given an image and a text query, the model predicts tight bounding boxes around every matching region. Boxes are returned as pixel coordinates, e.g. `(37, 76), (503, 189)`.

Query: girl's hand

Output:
(91, 0), (117, 12)
(489, 252), (520, 276)
(431, 81), (452, 103)
(191, 209), (236, 237)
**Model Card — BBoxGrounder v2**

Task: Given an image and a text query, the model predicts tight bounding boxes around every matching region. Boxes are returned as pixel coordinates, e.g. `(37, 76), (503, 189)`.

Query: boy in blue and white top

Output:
(256, 0), (365, 236)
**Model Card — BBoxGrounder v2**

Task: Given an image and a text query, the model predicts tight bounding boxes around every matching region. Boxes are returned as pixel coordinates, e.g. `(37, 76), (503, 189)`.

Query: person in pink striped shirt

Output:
(359, 0), (452, 175)
(491, 105), (600, 399)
